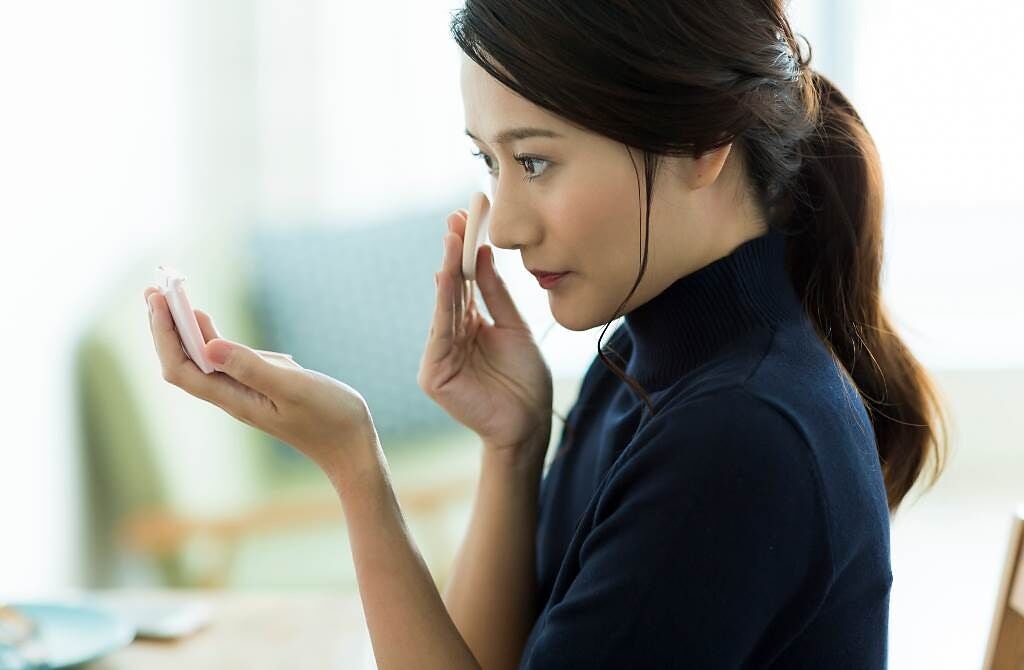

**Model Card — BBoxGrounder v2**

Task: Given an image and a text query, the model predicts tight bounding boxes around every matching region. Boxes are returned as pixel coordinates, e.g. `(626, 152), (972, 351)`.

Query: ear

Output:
(686, 143), (733, 191)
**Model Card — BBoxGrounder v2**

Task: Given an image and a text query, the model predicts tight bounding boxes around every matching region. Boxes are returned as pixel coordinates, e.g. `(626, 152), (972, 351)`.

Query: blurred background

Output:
(0, 1), (1021, 668)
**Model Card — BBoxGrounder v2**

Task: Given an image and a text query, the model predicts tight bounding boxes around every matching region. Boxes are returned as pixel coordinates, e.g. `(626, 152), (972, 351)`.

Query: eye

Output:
(470, 150), (497, 175)
(470, 150), (551, 183)
(514, 154), (550, 182)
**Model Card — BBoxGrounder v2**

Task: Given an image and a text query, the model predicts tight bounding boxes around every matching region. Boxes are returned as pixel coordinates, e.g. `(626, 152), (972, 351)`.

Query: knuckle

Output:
(419, 379), (438, 398)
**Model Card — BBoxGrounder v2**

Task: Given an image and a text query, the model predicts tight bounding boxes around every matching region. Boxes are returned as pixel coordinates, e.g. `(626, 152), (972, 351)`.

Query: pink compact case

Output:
(155, 265), (216, 374)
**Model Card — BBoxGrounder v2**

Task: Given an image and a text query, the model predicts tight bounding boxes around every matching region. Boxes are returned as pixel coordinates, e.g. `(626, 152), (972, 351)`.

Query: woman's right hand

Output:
(417, 207), (553, 465)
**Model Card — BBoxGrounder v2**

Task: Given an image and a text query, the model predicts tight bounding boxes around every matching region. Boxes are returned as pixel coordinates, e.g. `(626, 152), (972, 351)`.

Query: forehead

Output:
(460, 53), (566, 139)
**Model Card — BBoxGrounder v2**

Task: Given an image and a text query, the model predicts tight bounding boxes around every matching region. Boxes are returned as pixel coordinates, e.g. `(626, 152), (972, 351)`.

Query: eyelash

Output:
(470, 150), (550, 183)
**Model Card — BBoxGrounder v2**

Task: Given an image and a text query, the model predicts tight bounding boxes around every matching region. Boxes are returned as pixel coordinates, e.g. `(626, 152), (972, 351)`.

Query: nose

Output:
(483, 189), (540, 252)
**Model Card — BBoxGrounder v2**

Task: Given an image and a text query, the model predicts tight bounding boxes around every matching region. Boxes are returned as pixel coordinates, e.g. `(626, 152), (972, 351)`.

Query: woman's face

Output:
(460, 53), (766, 331)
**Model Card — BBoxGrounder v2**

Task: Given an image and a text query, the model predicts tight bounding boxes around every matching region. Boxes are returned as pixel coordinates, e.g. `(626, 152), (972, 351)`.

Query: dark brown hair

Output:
(450, 0), (948, 514)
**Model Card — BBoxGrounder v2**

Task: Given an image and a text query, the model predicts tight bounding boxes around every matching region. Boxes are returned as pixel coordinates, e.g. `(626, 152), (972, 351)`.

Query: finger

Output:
(194, 308), (222, 343)
(255, 349), (295, 361)
(255, 350), (303, 369)
(147, 291), (192, 367)
(149, 289), (298, 368)
(204, 338), (301, 403)
(446, 210), (469, 258)
(147, 291), (274, 418)
(449, 211), (471, 334)
(264, 355), (303, 369)
(448, 209), (468, 237)
(423, 269), (456, 368)
(442, 231), (465, 329)
(475, 244), (528, 329)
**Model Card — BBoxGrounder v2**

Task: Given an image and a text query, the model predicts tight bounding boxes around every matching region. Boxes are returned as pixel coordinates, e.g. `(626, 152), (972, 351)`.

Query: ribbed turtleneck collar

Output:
(623, 229), (805, 391)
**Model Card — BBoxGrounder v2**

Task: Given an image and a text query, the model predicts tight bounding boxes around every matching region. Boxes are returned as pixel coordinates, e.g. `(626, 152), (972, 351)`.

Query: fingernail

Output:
(434, 272), (439, 287)
(208, 344), (229, 366)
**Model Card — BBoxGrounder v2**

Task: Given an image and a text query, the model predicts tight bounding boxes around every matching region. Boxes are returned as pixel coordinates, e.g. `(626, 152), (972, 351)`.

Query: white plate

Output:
(4, 601), (136, 668)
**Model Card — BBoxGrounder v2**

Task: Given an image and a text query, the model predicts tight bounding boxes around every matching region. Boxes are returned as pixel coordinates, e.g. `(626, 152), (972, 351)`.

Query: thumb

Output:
(477, 245), (528, 329)
(205, 338), (290, 397)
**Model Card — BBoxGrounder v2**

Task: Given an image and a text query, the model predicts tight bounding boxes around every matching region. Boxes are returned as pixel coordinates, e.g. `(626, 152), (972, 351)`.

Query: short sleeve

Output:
(521, 388), (834, 669)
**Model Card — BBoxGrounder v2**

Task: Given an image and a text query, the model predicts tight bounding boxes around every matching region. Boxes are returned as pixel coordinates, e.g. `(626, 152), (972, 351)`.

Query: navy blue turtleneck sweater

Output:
(518, 230), (892, 669)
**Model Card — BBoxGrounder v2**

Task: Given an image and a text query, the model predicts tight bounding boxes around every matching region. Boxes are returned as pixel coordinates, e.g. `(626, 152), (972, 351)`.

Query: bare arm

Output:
(324, 439), (482, 670)
(442, 440), (548, 670)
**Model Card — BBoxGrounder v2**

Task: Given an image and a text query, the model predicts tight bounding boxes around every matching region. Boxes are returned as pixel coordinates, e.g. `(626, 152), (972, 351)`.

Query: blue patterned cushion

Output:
(242, 200), (468, 458)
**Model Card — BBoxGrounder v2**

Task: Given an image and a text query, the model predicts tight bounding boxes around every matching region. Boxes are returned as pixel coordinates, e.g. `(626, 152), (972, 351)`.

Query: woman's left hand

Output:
(144, 286), (379, 473)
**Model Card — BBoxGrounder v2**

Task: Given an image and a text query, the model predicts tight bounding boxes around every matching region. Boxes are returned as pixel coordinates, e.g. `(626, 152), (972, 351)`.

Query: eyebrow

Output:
(464, 126), (563, 145)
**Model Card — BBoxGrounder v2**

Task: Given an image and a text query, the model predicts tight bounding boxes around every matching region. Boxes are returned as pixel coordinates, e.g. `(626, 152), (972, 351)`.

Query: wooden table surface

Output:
(83, 589), (375, 669)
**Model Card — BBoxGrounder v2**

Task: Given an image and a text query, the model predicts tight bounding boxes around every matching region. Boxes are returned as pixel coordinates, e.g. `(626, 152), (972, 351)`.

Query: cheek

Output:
(550, 177), (637, 272)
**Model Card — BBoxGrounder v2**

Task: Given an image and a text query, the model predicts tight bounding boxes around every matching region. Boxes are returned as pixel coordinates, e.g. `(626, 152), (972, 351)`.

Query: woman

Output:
(145, 1), (949, 667)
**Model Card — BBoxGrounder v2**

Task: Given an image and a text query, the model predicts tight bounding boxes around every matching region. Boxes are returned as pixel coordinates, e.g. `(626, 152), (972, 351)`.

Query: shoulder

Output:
(594, 385), (832, 552)
(620, 385), (817, 482)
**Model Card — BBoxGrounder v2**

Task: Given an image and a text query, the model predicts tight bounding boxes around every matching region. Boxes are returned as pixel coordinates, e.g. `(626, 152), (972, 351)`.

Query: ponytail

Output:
(785, 70), (950, 515)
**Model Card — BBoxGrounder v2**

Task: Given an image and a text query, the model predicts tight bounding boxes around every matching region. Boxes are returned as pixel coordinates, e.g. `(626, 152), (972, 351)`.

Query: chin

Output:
(549, 302), (598, 333)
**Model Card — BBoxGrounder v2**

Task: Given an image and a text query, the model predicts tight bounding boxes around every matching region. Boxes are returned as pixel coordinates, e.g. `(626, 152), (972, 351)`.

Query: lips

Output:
(529, 267), (569, 277)
(534, 271), (569, 289)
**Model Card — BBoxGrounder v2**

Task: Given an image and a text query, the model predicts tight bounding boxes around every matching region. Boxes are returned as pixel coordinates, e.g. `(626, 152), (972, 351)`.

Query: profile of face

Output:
(460, 53), (768, 332)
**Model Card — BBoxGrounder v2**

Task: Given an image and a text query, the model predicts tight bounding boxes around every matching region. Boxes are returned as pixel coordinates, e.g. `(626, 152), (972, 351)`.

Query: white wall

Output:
(0, 0), (189, 595)
(851, 0), (1024, 369)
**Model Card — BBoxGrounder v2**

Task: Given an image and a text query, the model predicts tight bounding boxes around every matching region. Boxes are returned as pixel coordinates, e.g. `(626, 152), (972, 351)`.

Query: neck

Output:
(622, 228), (805, 391)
